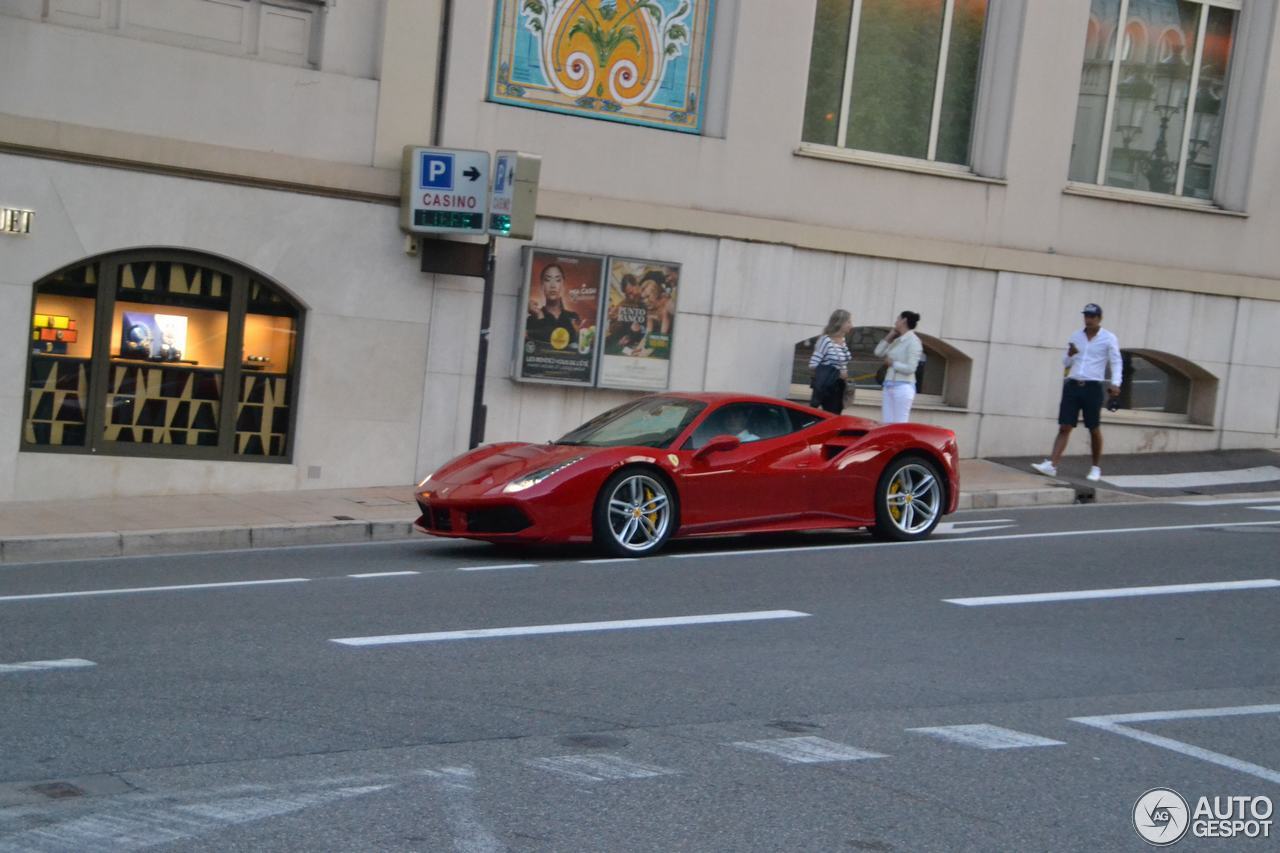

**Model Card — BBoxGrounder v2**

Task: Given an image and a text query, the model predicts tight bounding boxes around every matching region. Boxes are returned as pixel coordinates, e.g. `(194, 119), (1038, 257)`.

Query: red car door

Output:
(674, 403), (817, 534)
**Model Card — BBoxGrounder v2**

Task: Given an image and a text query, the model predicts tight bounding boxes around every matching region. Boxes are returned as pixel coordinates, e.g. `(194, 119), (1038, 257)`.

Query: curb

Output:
(1, 520), (418, 565)
(955, 486), (1076, 510)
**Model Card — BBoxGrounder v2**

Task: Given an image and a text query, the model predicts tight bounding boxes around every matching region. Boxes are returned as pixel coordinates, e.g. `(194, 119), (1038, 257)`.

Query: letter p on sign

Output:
(420, 153), (453, 190)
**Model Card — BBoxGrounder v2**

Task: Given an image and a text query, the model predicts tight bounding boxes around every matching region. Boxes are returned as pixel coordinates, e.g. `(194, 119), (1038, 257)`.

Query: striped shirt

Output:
(809, 335), (852, 370)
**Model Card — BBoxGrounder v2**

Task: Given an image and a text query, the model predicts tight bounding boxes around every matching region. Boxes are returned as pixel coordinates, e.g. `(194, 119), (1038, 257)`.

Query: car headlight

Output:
(417, 473), (432, 489)
(502, 456), (586, 494)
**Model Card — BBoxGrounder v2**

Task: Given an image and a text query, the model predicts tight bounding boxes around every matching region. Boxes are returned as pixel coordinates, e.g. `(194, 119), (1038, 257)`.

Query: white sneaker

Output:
(1030, 460), (1057, 477)
(1087, 466), (1102, 482)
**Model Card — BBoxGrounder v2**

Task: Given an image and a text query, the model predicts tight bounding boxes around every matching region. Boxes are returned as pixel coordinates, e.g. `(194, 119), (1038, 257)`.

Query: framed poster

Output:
(597, 257), (679, 391)
(488, 0), (717, 134)
(515, 248), (606, 385)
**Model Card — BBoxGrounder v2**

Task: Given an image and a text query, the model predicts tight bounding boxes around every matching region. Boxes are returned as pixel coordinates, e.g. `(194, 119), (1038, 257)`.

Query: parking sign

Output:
(400, 146), (490, 235)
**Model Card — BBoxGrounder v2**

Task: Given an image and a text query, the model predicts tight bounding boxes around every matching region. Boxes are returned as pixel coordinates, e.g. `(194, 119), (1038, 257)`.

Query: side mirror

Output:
(694, 434), (741, 460)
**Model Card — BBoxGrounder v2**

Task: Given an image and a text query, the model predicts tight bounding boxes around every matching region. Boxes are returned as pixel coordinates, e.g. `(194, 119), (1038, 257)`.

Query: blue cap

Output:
(1082, 303), (1102, 316)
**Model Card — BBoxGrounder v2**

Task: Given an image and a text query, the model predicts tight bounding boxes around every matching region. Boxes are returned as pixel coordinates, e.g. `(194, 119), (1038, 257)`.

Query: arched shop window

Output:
(23, 251), (304, 461)
(1116, 349), (1217, 425)
(790, 327), (973, 408)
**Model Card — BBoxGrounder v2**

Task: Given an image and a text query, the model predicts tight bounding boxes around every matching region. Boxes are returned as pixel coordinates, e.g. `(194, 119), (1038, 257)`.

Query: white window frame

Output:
(1090, 0), (1242, 200)
(833, 0), (971, 162)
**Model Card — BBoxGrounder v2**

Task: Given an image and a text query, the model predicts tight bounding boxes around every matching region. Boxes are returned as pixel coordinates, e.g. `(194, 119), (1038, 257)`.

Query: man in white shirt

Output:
(1031, 303), (1123, 482)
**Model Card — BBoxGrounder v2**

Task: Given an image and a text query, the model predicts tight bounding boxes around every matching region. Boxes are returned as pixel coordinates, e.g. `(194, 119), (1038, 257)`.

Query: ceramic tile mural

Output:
(489, 0), (715, 133)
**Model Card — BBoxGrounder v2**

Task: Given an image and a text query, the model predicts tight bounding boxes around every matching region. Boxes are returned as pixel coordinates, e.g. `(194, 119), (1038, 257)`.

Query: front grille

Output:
(432, 507), (452, 531)
(465, 506), (532, 534)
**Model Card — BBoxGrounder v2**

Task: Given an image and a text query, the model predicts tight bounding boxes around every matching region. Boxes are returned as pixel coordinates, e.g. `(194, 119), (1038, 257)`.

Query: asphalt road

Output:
(2, 497), (1279, 852)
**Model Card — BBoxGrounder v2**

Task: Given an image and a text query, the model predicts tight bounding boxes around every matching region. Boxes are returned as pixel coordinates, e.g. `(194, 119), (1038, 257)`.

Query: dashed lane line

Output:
(347, 571), (420, 578)
(944, 578), (1280, 607)
(0, 658), (95, 674)
(669, 519), (1280, 560)
(455, 563), (538, 572)
(0, 577), (310, 603)
(329, 610), (810, 647)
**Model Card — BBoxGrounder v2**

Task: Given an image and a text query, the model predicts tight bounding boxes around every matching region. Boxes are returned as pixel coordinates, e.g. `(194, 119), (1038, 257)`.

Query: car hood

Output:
(428, 442), (599, 490)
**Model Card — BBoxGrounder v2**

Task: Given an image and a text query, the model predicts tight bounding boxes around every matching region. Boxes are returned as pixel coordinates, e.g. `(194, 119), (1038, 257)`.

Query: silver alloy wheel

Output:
(884, 462), (942, 536)
(606, 473), (672, 553)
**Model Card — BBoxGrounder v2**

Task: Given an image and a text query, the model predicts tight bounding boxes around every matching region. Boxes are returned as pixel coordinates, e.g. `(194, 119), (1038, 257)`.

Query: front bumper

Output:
(413, 495), (593, 543)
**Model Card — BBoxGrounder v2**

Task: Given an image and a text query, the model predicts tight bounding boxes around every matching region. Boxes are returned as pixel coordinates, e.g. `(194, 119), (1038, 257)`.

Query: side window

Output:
(1068, 0), (1239, 200)
(685, 403), (799, 450)
(802, 0), (990, 164)
(787, 407), (822, 431)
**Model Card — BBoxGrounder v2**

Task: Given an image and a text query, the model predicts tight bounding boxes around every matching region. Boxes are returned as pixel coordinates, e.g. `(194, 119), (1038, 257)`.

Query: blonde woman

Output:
(809, 309), (853, 414)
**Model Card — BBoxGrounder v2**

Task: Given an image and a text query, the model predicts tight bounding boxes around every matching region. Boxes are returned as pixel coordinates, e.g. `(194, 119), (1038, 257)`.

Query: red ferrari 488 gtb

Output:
(414, 393), (960, 557)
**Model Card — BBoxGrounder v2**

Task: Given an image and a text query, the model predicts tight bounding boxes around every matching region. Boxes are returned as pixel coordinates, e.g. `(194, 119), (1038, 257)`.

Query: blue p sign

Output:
(419, 153), (453, 190)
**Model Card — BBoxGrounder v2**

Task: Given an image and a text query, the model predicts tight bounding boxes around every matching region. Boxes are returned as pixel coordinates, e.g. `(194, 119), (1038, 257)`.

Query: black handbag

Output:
(874, 364), (888, 386)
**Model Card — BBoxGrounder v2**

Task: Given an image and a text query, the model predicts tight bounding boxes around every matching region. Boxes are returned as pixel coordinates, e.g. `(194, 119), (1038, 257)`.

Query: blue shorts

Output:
(1058, 380), (1104, 430)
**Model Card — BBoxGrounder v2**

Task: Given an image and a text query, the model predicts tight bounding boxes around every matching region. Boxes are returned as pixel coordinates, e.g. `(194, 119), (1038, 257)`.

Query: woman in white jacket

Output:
(874, 311), (923, 423)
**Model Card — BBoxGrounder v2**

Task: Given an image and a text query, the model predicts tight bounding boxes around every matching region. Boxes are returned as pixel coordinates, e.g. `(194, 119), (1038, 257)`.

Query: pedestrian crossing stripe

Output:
(907, 724), (1065, 749)
(730, 736), (887, 764)
(525, 753), (677, 782)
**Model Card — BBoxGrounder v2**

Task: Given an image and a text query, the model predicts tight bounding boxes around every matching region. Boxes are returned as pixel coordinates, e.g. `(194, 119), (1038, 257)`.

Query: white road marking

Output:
(1072, 705), (1280, 785)
(580, 558), (639, 564)
(934, 519), (1015, 536)
(526, 754), (676, 782)
(731, 736), (887, 764)
(0, 784), (391, 853)
(456, 563), (538, 572)
(419, 767), (505, 853)
(1249, 505), (1280, 512)
(0, 658), (95, 674)
(330, 610), (809, 646)
(671, 519), (1280, 560)
(1101, 465), (1280, 489)
(347, 571), (420, 578)
(1174, 496), (1280, 506)
(0, 577), (310, 603)
(945, 578), (1280, 607)
(907, 724), (1064, 749)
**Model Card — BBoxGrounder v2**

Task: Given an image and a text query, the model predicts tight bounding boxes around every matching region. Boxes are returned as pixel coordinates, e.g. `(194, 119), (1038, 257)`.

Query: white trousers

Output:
(881, 383), (916, 424)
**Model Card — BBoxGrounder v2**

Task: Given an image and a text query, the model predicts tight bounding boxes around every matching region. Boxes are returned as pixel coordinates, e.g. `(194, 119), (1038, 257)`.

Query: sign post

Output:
(404, 146), (540, 449)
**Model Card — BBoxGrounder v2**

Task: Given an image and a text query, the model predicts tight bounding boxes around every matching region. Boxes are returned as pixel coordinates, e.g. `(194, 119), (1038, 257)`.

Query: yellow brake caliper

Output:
(889, 478), (903, 522)
(644, 486), (659, 526)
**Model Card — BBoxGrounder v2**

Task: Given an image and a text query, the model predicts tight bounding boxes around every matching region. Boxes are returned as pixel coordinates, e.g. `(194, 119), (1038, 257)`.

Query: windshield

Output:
(556, 397), (706, 448)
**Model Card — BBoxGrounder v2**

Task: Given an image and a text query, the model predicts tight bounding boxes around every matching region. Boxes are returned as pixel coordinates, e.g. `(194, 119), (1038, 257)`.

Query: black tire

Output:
(871, 455), (945, 541)
(592, 467), (678, 557)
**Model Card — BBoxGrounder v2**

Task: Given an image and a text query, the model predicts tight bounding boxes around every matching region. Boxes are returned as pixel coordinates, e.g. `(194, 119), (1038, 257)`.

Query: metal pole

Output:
(468, 235), (497, 449)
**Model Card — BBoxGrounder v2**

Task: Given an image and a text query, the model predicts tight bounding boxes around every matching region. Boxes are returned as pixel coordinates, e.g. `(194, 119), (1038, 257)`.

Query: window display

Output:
(24, 264), (98, 447)
(22, 252), (303, 461)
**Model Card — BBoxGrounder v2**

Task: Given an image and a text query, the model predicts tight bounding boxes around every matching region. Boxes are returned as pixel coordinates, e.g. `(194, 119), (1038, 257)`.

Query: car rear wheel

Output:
(872, 455), (944, 541)
(594, 469), (676, 557)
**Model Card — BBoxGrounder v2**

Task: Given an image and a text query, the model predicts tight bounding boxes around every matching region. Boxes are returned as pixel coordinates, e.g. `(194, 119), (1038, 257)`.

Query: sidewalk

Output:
(0, 460), (1072, 564)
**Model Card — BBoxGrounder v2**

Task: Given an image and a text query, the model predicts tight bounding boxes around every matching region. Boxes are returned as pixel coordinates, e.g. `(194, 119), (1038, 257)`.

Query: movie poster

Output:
(597, 257), (680, 391)
(515, 249), (605, 385)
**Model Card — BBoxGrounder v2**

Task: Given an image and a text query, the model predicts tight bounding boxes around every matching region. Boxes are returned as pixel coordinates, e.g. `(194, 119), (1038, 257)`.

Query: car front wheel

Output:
(594, 469), (676, 557)
(872, 455), (944, 541)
